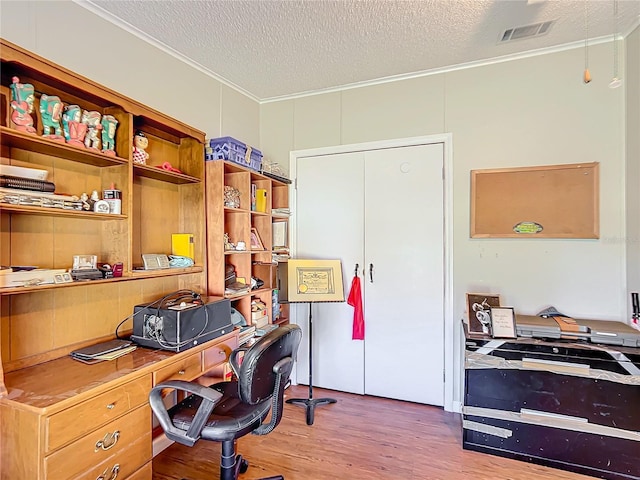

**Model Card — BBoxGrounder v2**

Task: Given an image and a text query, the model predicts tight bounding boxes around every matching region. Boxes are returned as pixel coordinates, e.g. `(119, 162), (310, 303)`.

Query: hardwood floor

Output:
(152, 385), (595, 480)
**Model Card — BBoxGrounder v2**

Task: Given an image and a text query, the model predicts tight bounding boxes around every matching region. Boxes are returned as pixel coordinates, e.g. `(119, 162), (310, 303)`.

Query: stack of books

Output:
(225, 280), (250, 297)
(0, 165), (83, 210)
(225, 262), (250, 297)
(251, 299), (269, 328)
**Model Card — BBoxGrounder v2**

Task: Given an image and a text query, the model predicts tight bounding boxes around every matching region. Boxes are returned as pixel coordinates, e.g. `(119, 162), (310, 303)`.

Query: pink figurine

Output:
(9, 76), (36, 134)
(82, 110), (102, 151)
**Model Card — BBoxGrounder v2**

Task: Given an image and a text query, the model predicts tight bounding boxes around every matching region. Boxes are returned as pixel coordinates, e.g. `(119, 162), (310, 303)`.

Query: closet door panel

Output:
(295, 153), (365, 394)
(363, 144), (445, 405)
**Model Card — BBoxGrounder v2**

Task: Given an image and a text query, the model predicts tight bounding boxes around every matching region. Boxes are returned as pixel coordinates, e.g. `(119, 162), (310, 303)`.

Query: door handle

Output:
(369, 263), (374, 283)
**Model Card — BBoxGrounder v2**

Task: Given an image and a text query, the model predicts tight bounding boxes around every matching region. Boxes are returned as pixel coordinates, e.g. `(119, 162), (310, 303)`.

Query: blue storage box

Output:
(206, 136), (262, 171)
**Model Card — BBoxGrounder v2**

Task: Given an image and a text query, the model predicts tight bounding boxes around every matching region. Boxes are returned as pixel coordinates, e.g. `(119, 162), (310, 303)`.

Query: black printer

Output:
(131, 292), (232, 352)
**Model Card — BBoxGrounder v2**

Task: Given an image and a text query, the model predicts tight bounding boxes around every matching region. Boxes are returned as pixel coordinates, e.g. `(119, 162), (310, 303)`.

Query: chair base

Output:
(286, 397), (336, 425)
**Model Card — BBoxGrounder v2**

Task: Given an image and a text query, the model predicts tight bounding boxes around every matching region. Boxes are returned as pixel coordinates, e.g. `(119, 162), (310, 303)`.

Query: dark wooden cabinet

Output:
(462, 326), (640, 480)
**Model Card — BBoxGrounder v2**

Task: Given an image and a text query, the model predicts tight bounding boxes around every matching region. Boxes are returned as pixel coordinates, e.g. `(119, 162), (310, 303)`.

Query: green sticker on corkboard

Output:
(513, 222), (543, 234)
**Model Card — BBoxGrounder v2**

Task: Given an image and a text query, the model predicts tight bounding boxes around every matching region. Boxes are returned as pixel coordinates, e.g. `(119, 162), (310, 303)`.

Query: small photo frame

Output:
(250, 228), (264, 250)
(466, 293), (501, 335)
(490, 307), (517, 338)
(54, 272), (73, 284)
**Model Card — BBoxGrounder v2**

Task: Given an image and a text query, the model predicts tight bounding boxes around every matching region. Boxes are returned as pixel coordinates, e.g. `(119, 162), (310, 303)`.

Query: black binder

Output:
(0, 175), (55, 193)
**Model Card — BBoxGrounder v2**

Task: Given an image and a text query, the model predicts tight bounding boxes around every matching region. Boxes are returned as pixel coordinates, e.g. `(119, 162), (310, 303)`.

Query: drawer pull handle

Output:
(106, 403), (115, 410)
(96, 463), (120, 480)
(178, 369), (185, 375)
(95, 430), (120, 452)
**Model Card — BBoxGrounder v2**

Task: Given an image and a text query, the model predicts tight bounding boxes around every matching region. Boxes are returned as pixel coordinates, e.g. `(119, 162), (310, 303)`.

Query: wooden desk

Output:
(0, 331), (238, 480)
(462, 326), (640, 480)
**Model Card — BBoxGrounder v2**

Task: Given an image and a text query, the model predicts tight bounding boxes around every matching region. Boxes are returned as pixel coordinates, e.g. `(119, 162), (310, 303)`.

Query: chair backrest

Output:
(236, 324), (302, 405)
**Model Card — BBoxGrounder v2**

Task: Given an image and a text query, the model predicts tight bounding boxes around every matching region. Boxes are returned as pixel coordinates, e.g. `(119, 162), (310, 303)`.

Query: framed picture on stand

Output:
(466, 293), (501, 335)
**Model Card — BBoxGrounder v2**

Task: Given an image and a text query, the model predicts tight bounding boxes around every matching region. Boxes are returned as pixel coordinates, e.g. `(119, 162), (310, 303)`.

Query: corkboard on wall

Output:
(470, 162), (599, 238)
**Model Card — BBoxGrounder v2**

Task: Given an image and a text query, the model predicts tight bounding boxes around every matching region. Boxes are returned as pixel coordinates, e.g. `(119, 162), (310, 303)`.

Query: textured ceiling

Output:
(81, 0), (640, 101)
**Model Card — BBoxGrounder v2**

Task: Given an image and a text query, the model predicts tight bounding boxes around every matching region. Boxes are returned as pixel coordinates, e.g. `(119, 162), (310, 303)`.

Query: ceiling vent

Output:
(500, 20), (554, 42)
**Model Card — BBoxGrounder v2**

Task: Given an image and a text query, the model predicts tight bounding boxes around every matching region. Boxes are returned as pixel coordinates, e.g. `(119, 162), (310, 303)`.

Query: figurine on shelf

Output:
(132, 130), (149, 165)
(224, 233), (235, 251)
(101, 115), (119, 156)
(81, 110), (102, 150)
(79, 192), (91, 211)
(39, 94), (65, 142)
(62, 105), (87, 147)
(9, 76), (37, 134)
(88, 190), (100, 211)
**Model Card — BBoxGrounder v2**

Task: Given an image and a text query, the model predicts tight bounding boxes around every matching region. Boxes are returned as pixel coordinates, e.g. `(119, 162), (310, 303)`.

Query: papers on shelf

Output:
(0, 187), (83, 210)
(272, 252), (290, 262)
(272, 208), (291, 218)
(0, 268), (67, 288)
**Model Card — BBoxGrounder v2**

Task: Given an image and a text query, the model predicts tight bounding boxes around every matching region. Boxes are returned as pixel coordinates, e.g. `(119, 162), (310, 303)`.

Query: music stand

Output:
(284, 259), (345, 425)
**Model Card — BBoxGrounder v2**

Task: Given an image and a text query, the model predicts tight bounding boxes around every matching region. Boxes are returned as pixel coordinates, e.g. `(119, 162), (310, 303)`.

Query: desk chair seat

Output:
(171, 380), (272, 442)
(150, 324), (302, 480)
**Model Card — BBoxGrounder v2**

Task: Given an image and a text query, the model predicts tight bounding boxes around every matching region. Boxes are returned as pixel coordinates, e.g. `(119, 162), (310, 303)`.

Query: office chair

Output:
(149, 324), (302, 480)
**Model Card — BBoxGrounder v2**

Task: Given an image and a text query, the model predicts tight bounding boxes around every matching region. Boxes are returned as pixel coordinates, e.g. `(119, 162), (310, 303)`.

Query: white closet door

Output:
(363, 144), (444, 405)
(295, 152), (365, 394)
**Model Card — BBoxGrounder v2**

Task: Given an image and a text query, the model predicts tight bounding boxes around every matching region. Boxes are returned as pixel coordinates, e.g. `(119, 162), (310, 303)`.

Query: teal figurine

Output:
(62, 104), (87, 147)
(39, 94), (65, 142)
(101, 115), (118, 156)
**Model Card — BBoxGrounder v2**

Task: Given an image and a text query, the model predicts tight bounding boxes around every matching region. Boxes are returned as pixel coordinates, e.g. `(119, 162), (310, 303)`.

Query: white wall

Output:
(0, 0), (260, 147)
(2, 1), (637, 407)
(260, 38), (634, 406)
(626, 27), (640, 321)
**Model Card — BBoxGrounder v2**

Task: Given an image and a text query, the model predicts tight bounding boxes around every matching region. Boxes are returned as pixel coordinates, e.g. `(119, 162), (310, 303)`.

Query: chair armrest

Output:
(229, 346), (250, 378)
(149, 380), (223, 447)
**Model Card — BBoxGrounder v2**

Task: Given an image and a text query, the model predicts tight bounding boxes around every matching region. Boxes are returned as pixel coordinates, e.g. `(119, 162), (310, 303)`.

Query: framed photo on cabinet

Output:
(490, 307), (517, 338)
(466, 293), (501, 335)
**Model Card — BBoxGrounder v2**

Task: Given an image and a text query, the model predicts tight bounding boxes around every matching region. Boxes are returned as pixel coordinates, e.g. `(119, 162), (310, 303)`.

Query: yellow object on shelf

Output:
(255, 189), (267, 213)
(172, 233), (194, 259)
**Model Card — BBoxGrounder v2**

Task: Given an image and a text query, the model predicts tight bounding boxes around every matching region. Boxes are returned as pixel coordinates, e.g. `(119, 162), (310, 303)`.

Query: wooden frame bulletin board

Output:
(470, 162), (599, 238)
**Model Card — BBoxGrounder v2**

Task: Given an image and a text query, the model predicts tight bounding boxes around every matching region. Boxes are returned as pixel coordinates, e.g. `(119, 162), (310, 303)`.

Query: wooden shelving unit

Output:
(0, 38), (211, 480)
(206, 160), (290, 330)
(0, 38), (206, 365)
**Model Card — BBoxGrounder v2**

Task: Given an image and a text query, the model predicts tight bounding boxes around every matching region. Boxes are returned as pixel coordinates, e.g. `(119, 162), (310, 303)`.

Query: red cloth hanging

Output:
(347, 275), (365, 340)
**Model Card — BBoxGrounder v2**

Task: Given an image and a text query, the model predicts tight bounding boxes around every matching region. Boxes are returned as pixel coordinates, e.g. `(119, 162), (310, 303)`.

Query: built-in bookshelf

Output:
(205, 160), (290, 332)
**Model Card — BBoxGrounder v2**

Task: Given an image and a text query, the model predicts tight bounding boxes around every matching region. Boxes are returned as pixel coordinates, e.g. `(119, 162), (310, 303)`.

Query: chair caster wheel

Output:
(240, 458), (249, 474)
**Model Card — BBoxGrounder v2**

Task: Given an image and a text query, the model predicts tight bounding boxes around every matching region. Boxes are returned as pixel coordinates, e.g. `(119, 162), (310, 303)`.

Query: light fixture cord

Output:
(612, 0), (619, 77)
(584, 0), (589, 70)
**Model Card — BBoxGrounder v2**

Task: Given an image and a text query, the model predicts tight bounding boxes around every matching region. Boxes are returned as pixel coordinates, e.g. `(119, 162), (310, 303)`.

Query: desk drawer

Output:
(46, 375), (151, 453)
(45, 405), (151, 480)
(202, 336), (237, 372)
(125, 462), (152, 480)
(153, 352), (201, 385)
